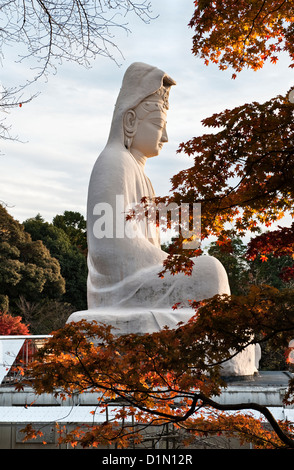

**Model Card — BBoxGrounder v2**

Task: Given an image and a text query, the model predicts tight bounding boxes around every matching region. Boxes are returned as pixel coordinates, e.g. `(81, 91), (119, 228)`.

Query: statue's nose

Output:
(161, 127), (168, 143)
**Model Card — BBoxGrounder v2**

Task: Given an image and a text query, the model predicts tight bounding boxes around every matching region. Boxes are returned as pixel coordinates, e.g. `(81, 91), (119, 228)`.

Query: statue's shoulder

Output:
(94, 145), (137, 173)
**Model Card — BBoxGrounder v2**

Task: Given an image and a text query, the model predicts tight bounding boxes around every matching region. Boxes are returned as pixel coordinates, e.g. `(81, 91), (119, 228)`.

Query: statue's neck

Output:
(130, 151), (147, 169)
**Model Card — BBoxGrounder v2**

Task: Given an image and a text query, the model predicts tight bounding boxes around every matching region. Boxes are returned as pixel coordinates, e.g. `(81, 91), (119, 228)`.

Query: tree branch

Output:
(199, 392), (294, 448)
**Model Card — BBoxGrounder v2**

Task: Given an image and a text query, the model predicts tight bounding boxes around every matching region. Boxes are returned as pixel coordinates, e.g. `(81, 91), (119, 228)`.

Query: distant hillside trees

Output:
(23, 212), (87, 311)
(0, 205), (65, 310)
(0, 205), (87, 333)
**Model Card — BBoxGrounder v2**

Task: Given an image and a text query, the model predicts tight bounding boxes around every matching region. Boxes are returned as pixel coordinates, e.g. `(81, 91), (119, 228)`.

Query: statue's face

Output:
(129, 110), (168, 159)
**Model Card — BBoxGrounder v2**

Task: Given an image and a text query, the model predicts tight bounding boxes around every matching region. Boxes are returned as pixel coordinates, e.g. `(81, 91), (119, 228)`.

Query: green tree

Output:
(53, 211), (87, 255)
(207, 237), (294, 295)
(23, 214), (87, 310)
(207, 238), (249, 295)
(0, 205), (65, 311)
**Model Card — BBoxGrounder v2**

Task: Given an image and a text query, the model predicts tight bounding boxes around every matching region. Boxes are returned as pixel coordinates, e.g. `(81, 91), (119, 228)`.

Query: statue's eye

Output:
(152, 119), (165, 129)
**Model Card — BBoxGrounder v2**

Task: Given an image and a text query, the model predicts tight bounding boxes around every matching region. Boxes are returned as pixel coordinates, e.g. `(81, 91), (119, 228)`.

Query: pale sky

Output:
(1, 0), (293, 241)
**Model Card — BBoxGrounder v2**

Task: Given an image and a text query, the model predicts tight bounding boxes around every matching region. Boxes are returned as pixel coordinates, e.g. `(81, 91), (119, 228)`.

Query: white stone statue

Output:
(67, 62), (260, 376)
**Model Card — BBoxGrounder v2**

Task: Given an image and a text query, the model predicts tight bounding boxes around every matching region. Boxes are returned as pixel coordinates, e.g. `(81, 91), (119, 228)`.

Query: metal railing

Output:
(0, 335), (51, 385)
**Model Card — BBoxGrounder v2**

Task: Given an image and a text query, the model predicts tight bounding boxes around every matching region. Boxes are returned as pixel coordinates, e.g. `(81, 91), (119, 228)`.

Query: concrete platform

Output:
(215, 370), (293, 407)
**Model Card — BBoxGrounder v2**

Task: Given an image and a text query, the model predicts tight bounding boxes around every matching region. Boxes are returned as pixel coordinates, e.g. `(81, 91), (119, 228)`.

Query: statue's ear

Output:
(123, 109), (138, 136)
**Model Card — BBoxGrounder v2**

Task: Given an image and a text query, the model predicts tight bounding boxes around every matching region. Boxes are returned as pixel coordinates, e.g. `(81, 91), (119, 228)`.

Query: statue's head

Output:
(123, 79), (172, 159)
(108, 63), (176, 155)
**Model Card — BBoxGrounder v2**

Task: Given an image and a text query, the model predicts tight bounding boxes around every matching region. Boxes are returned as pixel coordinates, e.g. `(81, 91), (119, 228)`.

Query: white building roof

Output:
(0, 406), (116, 423)
(0, 405), (294, 424)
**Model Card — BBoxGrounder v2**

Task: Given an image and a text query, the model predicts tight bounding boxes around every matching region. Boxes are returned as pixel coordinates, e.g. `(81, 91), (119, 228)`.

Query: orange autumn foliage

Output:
(19, 285), (294, 448)
(0, 311), (30, 335)
(190, 0), (294, 76)
(147, 89), (294, 277)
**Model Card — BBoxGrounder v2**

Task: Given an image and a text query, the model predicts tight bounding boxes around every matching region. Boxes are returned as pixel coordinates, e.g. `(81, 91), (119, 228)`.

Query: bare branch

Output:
(0, 0), (156, 140)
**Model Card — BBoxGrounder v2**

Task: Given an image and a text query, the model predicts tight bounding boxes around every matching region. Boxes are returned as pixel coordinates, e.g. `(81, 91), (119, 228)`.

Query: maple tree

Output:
(246, 222), (294, 282)
(18, 1), (294, 449)
(0, 311), (30, 335)
(21, 290), (294, 448)
(152, 87), (294, 277)
(190, 0), (294, 77)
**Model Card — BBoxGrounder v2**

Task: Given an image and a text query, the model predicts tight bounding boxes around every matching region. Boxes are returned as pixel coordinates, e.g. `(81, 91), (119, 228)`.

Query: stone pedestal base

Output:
(67, 307), (193, 335)
(67, 308), (261, 377)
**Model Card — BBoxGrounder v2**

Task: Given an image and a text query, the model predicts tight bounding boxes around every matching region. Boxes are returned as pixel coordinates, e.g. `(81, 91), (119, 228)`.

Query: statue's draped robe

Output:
(87, 143), (166, 308)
